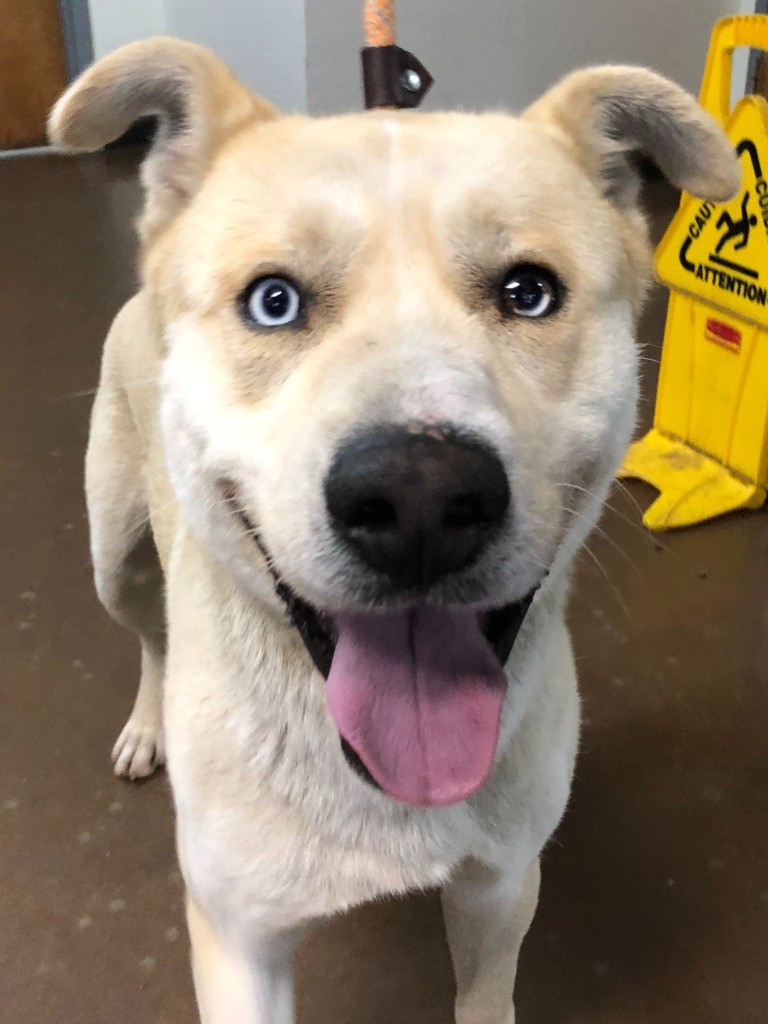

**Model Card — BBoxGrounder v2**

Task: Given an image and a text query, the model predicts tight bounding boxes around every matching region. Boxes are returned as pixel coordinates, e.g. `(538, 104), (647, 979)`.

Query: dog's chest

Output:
(162, 537), (577, 929)
(162, 559), (476, 921)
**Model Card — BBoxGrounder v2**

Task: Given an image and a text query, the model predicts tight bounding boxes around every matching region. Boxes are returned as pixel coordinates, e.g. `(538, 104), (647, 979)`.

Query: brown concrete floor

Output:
(0, 149), (766, 1024)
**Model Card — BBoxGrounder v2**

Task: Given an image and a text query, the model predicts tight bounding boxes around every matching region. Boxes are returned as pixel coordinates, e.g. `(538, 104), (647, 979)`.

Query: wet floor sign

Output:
(619, 15), (768, 530)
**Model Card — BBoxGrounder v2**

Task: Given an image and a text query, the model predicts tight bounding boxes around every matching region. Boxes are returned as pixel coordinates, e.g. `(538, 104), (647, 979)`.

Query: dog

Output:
(49, 38), (738, 1023)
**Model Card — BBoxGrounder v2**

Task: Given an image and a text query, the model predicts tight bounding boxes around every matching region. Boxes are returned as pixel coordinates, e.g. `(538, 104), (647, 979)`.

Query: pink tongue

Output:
(325, 607), (507, 807)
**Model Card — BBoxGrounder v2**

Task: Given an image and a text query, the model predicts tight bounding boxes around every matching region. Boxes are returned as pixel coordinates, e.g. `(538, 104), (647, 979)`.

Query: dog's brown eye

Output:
(501, 265), (562, 319)
(243, 276), (301, 328)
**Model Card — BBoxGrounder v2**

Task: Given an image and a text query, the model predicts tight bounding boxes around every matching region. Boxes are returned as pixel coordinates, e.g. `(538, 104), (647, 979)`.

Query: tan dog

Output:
(50, 39), (738, 1023)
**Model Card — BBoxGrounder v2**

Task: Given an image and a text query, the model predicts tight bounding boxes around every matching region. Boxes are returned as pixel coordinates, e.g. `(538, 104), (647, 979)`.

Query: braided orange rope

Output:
(364, 0), (396, 47)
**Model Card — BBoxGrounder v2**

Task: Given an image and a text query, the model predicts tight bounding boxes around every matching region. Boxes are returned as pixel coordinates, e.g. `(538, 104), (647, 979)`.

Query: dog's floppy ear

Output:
(49, 37), (278, 240)
(524, 65), (740, 209)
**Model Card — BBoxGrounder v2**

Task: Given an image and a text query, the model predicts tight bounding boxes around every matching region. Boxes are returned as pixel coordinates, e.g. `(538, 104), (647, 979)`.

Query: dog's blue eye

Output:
(501, 265), (561, 319)
(244, 277), (301, 328)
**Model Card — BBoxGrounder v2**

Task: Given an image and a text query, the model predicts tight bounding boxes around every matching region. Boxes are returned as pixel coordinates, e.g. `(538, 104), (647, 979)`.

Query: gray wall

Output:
(87, 0), (308, 111)
(306, 0), (752, 116)
(163, 0), (308, 112)
(87, 0), (166, 56)
(86, 0), (757, 115)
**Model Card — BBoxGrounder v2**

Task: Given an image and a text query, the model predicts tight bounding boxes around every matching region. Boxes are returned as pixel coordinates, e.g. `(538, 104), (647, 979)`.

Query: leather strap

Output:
(361, 45), (433, 109)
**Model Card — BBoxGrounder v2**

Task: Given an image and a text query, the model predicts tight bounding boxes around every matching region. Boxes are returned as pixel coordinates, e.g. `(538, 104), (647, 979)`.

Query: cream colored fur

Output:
(50, 39), (738, 1024)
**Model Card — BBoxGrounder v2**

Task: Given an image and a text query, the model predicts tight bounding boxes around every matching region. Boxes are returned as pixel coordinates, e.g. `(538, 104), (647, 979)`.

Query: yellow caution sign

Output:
(619, 15), (768, 530)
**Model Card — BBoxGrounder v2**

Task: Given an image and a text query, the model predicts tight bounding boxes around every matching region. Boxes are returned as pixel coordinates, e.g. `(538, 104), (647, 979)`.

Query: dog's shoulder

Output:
(99, 290), (163, 420)
(104, 290), (161, 367)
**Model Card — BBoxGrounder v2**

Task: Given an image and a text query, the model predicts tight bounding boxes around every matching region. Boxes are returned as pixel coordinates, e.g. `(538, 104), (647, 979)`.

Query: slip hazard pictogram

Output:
(656, 99), (768, 330)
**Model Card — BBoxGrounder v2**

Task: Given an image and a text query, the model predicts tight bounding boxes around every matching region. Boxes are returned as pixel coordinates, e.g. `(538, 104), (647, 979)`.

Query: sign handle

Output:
(700, 15), (768, 123)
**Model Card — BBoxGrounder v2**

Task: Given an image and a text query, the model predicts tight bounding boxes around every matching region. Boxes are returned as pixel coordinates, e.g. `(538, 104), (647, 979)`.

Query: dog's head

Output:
(51, 39), (738, 807)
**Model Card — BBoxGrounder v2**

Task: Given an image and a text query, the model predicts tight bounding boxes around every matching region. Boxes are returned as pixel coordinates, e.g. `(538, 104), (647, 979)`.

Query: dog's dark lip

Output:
(279, 586), (537, 681)
(223, 489), (339, 674)
(223, 487), (537, 679)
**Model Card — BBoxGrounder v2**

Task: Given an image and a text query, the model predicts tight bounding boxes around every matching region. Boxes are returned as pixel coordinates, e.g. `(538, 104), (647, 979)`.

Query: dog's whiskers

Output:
(53, 374), (161, 403)
(577, 542), (631, 621)
(561, 503), (640, 576)
(54, 386), (100, 401)
(560, 480), (654, 543)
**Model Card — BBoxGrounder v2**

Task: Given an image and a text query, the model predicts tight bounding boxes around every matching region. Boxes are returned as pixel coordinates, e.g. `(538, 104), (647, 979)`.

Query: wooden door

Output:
(0, 0), (68, 149)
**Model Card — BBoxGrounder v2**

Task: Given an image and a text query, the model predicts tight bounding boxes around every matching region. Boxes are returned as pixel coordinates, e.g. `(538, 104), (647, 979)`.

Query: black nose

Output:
(325, 426), (510, 588)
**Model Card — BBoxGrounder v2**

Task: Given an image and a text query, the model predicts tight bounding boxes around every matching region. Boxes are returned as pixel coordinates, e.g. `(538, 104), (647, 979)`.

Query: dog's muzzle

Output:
(223, 425), (537, 810)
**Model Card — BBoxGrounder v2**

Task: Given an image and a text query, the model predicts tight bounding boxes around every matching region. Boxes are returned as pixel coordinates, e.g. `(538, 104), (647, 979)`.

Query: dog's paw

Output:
(111, 716), (166, 780)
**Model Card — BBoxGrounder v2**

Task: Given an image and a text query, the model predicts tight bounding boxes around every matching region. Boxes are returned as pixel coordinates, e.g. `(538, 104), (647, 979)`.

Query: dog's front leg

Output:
(442, 855), (540, 1024)
(187, 897), (301, 1024)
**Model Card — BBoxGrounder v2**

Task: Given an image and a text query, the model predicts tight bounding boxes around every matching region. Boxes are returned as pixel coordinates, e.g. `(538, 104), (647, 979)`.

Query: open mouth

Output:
(272, 573), (533, 681)
(228, 494), (535, 808)
(280, 585), (535, 808)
